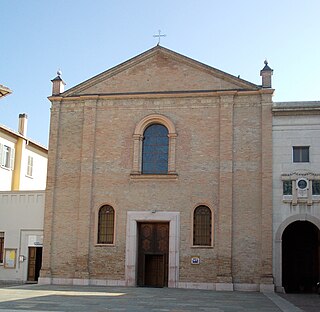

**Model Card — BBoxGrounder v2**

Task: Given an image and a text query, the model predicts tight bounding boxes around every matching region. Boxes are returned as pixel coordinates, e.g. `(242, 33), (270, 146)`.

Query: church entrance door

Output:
(137, 222), (169, 287)
(282, 221), (320, 293)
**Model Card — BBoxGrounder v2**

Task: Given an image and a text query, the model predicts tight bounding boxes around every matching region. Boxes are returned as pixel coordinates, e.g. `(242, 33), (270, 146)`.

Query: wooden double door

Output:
(27, 247), (42, 282)
(137, 222), (169, 287)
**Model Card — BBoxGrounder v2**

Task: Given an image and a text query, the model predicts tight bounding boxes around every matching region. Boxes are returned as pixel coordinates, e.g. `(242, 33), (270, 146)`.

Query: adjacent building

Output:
(0, 113), (48, 283)
(272, 101), (320, 293)
(0, 84), (12, 99)
(0, 114), (48, 191)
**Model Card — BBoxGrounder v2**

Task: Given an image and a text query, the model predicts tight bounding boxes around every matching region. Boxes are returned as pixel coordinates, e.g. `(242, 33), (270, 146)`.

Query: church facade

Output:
(39, 46), (274, 291)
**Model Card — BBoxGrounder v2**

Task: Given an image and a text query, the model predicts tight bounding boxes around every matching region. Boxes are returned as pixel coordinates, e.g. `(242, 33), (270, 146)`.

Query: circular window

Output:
(297, 179), (308, 190)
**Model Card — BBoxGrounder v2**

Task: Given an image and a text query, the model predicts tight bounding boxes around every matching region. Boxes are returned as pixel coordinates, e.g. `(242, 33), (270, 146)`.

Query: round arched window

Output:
(142, 124), (169, 174)
(98, 205), (115, 244)
(193, 206), (212, 246)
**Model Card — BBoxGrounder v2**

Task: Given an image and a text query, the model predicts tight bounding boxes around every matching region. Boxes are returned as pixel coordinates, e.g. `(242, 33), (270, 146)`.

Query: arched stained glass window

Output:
(193, 205), (212, 246)
(98, 205), (115, 244)
(142, 124), (169, 174)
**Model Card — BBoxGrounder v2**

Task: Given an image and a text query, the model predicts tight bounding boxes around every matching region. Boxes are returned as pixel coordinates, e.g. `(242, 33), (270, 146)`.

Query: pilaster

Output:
(11, 137), (25, 190)
(217, 95), (234, 283)
(39, 101), (61, 281)
(168, 133), (177, 174)
(132, 134), (143, 173)
(74, 100), (97, 279)
(260, 93), (274, 284)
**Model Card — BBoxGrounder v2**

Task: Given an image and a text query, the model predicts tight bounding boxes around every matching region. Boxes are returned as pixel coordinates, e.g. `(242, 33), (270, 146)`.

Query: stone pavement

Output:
(0, 284), (316, 312)
(278, 293), (320, 312)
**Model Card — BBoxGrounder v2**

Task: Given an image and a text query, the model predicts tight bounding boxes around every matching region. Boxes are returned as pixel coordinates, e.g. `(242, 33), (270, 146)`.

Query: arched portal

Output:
(282, 221), (320, 293)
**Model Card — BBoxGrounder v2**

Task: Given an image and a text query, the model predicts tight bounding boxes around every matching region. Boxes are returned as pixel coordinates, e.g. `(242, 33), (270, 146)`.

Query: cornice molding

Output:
(48, 88), (273, 102)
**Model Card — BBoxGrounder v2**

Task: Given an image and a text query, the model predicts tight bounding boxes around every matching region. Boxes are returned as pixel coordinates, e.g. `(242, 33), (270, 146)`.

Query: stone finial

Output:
(51, 70), (66, 95)
(260, 60), (273, 88)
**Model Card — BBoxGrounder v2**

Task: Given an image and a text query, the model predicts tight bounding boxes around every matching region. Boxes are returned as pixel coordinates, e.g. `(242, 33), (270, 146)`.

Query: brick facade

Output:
(40, 46), (274, 291)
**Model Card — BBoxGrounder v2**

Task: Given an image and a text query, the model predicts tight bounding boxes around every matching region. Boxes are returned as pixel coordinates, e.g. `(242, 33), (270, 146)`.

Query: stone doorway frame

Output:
(125, 211), (180, 287)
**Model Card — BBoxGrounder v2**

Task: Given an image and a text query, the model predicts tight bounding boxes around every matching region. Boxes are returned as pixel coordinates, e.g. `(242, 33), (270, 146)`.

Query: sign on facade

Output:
(191, 256), (200, 265)
(4, 249), (16, 269)
(28, 235), (43, 247)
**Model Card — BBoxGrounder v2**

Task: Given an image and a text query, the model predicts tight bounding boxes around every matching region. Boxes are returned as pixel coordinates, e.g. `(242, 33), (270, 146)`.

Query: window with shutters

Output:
(27, 155), (34, 177)
(0, 143), (15, 169)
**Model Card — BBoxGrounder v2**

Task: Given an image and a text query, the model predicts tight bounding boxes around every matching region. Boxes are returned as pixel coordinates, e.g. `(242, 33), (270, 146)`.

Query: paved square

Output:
(0, 285), (307, 312)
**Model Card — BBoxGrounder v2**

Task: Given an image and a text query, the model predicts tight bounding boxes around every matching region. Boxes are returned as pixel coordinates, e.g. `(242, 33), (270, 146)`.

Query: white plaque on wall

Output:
(28, 235), (43, 246)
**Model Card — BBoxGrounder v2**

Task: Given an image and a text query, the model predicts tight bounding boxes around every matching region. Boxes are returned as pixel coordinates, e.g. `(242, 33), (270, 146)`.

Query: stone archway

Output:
(274, 214), (320, 292)
(282, 221), (320, 293)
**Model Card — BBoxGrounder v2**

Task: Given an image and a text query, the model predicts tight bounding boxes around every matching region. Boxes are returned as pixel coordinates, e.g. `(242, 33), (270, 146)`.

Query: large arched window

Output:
(97, 205), (115, 244)
(132, 114), (177, 176)
(193, 205), (212, 246)
(142, 124), (169, 174)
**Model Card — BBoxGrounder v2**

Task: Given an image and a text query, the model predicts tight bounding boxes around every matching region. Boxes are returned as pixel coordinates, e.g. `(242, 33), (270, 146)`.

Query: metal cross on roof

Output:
(153, 30), (166, 45)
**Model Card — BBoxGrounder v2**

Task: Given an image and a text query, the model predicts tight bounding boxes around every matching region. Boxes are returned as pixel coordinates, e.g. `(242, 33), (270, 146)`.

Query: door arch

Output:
(282, 221), (320, 293)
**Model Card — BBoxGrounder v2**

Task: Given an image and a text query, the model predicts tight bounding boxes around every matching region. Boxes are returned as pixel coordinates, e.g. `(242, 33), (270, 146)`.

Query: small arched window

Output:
(98, 205), (115, 244)
(193, 205), (212, 246)
(142, 124), (169, 174)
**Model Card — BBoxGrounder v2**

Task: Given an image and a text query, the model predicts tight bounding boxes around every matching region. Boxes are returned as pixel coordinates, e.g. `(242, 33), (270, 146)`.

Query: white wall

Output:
(0, 191), (45, 282)
(273, 113), (320, 291)
(19, 145), (48, 190)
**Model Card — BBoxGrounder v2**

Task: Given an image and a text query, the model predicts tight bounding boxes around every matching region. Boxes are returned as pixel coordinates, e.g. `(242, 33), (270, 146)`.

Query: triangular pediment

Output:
(62, 46), (260, 97)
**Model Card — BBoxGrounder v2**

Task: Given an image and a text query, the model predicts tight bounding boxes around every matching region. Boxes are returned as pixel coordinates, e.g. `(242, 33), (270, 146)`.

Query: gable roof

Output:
(61, 45), (261, 98)
(0, 123), (48, 153)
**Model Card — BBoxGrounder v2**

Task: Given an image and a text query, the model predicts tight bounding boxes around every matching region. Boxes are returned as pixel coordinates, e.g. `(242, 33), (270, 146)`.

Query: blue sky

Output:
(1, 0), (320, 146)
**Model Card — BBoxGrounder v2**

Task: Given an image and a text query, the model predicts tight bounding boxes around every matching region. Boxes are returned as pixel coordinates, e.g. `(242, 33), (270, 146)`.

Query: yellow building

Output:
(0, 114), (48, 191)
